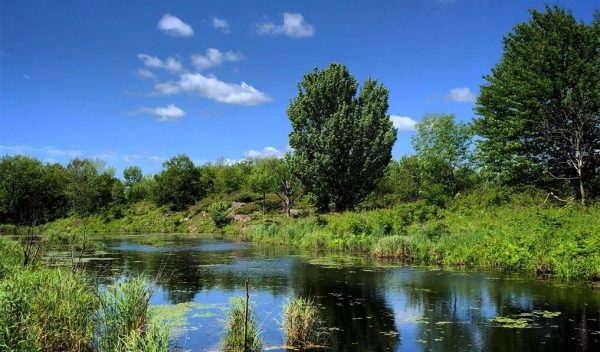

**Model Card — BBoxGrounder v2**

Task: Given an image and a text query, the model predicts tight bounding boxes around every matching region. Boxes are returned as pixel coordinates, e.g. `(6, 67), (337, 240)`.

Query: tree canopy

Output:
(287, 63), (397, 211)
(475, 6), (600, 204)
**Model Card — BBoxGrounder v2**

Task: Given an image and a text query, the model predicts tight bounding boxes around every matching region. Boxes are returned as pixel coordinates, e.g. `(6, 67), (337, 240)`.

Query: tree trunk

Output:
(579, 176), (586, 206)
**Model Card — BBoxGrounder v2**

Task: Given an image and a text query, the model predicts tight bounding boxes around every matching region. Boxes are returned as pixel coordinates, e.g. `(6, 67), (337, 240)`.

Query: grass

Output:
(95, 277), (174, 352)
(221, 297), (262, 352)
(0, 238), (175, 352)
(282, 297), (327, 350)
(0, 266), (98, 351)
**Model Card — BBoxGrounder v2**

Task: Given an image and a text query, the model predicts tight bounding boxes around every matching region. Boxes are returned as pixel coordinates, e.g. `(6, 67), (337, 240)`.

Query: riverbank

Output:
(25, 191), (600, 282)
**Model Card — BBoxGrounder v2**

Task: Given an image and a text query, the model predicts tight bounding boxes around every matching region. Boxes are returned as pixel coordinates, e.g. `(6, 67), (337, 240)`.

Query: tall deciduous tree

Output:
(412, 114), (476, 205)
(475, 6), (600, 204)
(287, 63), (397, 211)
(154, 155), (205, 210)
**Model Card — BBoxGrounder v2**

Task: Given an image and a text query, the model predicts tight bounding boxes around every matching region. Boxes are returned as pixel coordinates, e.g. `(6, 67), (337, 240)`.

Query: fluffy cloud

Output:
(446, 87), (476, 102)
(212, 17), (230, 33)
(137, 54), (183, 73)
(191, 48), (243, 71)
(136, 68), (156, 80)
(136, 104), (186, 122)
(257, 13), (315, 38)
(157, 14), (194, 37)
(244, 146), (284, 158)
(390, 115), (418, 131)
(154, 73), (271, 105)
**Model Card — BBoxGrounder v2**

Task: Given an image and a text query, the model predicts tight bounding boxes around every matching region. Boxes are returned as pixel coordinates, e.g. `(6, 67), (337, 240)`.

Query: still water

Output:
(72, 234), (600, 351)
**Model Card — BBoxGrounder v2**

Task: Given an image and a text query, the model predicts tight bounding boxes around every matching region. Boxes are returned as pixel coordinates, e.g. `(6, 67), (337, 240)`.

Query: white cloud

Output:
(135, 104), (186, 122)
(244, 146), (284, 158)
(446, 87), (476, 102)
(212, 17), (230, 33)
(154, 73), (271, 105)
(390, 115), (418, 131)
(136, 68), (156, 80)
(137, 54), (183, 73)
(157, 14), (194, 37)
(190, 48), (243, 71)
(257, 13), (315, 38)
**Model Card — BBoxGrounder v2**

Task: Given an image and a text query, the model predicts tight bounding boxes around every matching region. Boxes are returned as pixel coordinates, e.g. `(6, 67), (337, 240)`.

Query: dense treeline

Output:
(0, 6), (598, 227)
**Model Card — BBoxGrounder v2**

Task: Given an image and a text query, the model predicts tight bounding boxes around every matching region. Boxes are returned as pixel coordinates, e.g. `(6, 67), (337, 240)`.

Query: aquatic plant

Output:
(0, 267), (98, 351)
(221, 297), (262, 352)
(94, 276), (174, 352)
(282, 296), (327, 349)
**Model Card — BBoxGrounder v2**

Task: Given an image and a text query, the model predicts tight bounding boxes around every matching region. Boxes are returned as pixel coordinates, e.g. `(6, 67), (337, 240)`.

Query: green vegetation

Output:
(95, 277), (173, 352)
(0, 239), (175, 351)
(0, 266), (98, 351)
(221, 297), (262, 352)
(288, 63), (397, 212)
(282, 297), (326, 350)
(475, 6), (600, 204)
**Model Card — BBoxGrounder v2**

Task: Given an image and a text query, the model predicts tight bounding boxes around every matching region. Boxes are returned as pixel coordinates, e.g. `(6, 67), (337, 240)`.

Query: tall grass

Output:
(94, 277), (174, 352)
(221, 297), (262, 352)
(282, 297), (327, 350)
(0, 267), (98, 351)
(0, 238), (23, 278)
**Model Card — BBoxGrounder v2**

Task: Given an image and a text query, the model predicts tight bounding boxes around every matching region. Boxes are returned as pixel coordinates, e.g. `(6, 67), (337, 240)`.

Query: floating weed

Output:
(533, 310), (561, 318)
(152, 302), (205, 333)
(192, 311), (216, 318)
(491, 316), (535, 328)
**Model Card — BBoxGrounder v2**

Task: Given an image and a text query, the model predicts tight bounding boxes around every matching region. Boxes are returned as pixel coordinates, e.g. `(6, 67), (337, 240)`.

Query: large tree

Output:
(412, 113), (476, 205)
(475, 6), (600, 204)
(287, 63), (397, 211)
(0, 156), (66, 225)
(154, 155), (206, 210)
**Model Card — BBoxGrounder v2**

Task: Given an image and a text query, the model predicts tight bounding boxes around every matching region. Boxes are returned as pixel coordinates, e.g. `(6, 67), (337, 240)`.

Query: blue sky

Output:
(1, 0), (597, 174)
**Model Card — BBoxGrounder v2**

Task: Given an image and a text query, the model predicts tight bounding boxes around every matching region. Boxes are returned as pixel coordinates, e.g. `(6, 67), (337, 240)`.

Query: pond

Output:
(64, 234), (600, 351)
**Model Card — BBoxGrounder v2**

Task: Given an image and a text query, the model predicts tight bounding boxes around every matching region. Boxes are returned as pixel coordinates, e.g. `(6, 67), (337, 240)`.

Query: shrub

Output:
(0, 268), (98, 352)
(282, 297), (326, 349)
(221, 297), (261, 352)
(209, 201), (231, 228)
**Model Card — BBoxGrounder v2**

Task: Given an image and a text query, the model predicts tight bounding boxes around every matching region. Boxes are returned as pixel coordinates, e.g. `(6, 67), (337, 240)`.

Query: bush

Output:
(221, 297), (261, 352)
(209, 201), (231, 229)
(0, 268), (98, 352)
(282, 297), (326, 349)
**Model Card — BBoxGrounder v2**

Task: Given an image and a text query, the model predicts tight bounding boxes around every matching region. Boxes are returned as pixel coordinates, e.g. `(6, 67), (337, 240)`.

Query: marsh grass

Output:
(221, 297), (262, 352)
(95, 277), (174, 352)
(282, 297), (327, 350)
(0, 267), (98, 352)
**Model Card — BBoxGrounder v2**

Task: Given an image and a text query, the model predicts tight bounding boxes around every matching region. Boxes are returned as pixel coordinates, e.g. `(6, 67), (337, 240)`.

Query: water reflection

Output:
(72, 235), (600, 351)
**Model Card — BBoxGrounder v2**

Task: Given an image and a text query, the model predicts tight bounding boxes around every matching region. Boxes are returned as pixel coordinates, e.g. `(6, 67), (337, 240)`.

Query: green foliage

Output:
(221, 297), (262, 352)
(0, 238), (24, 278)
(475, 6), (600, 203)
(282, 296), (326, 349)
(0, 267), (98, 352)
(95, 277), (174, 352)
(412, 113), (477, 205)
(123, 166), (143, 189)
(0, 155), (68, 225)
(209, 201), (231, 228)
(288, 63), (397, 211)
(154, 155), (207, 210)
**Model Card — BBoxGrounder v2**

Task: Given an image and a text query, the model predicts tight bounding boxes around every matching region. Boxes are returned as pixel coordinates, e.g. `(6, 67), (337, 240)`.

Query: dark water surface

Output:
(73, 235), (600, 351)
